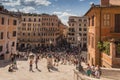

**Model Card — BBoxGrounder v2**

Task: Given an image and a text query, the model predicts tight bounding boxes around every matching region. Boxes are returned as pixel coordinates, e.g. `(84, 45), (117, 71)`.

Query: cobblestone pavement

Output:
(0, 58), (75, 80)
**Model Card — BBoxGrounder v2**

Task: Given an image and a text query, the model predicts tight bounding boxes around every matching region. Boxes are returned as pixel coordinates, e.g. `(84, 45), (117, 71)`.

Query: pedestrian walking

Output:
(86, 64), (91, 76)
(11, 54), (15, 64)
(47, 54), (53, 72)
(29, 59), (34, 72)
(35, 55), (39, 69)
(95, 65), (101, 79)
(13, 60), (18, 69)
(91, 64), (95, 77)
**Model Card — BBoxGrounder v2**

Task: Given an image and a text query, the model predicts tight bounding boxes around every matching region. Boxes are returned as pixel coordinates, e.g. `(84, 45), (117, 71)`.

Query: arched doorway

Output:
(0, 54), (4, 60)
(20, 43), (25, 49)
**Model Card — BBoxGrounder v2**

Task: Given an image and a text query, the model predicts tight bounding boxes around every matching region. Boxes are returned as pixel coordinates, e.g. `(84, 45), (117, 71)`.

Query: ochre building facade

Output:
(0, 6), (18, 60)
(67, 16), (88, 50)
(17, 13), (61, 49)
(85, 0), (120, 68)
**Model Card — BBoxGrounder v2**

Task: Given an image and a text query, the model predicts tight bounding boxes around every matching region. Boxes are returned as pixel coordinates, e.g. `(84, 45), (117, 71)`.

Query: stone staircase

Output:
(73, 69), (115, 80)
(74, 62), (120, 80)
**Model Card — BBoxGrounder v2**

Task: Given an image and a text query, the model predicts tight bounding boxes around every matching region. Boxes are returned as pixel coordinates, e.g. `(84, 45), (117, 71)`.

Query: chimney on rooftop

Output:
(101, 0), (110, 6)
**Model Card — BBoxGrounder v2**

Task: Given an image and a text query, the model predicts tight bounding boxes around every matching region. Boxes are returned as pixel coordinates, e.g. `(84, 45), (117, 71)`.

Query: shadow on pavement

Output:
(36, 68), (41, 72)
(51, 66), (59, 72)
(0, 60), (11, 68)
(76, 65), (87, 75)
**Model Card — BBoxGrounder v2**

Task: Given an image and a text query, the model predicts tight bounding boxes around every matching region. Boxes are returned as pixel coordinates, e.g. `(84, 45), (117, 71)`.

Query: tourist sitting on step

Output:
(8, 64), (14, 72)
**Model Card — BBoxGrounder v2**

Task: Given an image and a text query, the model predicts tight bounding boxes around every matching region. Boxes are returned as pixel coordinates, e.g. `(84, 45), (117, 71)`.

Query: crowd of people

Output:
(8, 54), (18, 72)
(28, 51), (81, 72)
(86, 64), (101, 79)
(8, 46), (101, 79)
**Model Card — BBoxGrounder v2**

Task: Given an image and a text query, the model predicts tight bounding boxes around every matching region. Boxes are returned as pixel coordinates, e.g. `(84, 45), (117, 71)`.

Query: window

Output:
(23, 33), (25, 36)
(38, 33), (40, 36)
(83, 43), (87, 48)
(69, 28), (75, 32)
(12, 42), (15, 47)
(27, 28), (29, 30)
(0, 32), (3, 39)
(84, 19), (87, 22)
(79, 24), (81, 26)
(13, 31), (16, 37)
(22, 23), (26, 26)
(29, 18), (31, 22)
(115, 14), (120, 33)
(88, 36), (90, 45)
(39, 18), (41, 22)
(28, 33), (30, 36)
(116, 43), (120, 58)
(72, 23), (74, 26)
(7, 32), (9, 39)
(0, 46), (3, 52)
(69, 24), (71, 26)
(83, 28), (87, 31)
(1, 17), (4, 25)
(38, 24), (40, 27)
(79, 28), (82, 31)
(42, 23), (45, 26)
(88, 18), (90, 26)
(13, 20), (17, 25)
(70, 19), (75, 22)
(23, 18), (26, 21)
(79, 33), (82, 36)
(88, 53), (90, 60)
(91, 37), (94, 48)
(8, 19), (9, 25)
(17, 33), (20, 36)
(84, 24), (86, 26)
(33, 33), (35, 36)
(73, 38), (75, 41)
(79, 19), (82, 22)
(92, 16), (94, 26)
(34, 18), (36, 22)
(83, 33), (87, 36)
(104, 14), (110, 26)
(28, 23), (31, 26)
(22, 28), (24, 30)
(33, 24), (35, 26)
(52, 23), (54, 26)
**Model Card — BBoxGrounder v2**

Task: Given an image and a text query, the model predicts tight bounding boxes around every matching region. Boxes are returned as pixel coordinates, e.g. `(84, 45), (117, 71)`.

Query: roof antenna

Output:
(90, 2), (95, 7)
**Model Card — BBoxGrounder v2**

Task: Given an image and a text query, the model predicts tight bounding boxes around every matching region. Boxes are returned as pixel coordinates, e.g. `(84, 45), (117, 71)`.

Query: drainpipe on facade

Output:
(99, 7), (102, 66)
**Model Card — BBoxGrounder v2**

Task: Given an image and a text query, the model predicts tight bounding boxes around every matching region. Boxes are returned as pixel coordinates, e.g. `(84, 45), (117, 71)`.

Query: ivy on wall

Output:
(97, 41), (110, 55)
(116, 43), (120, 55)
(97, 41), (103, 51)
(103, 42), (110, 55)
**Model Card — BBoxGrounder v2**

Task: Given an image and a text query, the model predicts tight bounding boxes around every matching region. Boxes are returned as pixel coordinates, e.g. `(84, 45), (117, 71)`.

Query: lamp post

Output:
(6, 43), (9, 54)
(11, 47), (13, 54)
(77, 34), (82, 72)
(49, 40), (52, 52)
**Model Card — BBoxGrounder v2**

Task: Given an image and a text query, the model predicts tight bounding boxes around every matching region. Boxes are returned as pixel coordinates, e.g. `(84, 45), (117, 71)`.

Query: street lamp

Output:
(77, 34), (82, 72)
(6, 43), (9, 54)
(49, 40), (52, 52)
(11, 47), (13, 54)
(6, 47), (9, 54)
